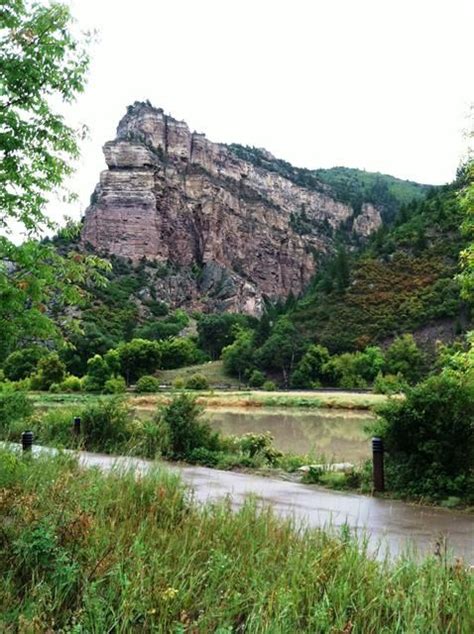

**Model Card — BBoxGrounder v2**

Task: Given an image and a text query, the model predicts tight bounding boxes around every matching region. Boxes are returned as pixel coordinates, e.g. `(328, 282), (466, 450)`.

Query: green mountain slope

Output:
(290, 177), (469, 352)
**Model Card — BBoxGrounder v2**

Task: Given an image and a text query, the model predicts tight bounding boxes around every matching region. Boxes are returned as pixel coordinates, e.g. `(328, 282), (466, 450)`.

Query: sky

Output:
(50, 0), (473, 227)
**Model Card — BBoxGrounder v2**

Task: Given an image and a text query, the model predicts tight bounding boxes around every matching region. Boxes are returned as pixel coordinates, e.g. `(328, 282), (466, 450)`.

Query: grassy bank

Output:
(32, 389), (388, 412)
(159, 360), (242, 387)
(1, 448), (472, 632)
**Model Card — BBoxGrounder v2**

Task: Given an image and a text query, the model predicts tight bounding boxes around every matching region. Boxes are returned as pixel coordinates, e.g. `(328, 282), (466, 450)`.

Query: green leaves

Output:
(0, 236), (110, 358)
(458, 161), (474, 301)
(0, 1), (90, 232)
(0, 3), (111, 357)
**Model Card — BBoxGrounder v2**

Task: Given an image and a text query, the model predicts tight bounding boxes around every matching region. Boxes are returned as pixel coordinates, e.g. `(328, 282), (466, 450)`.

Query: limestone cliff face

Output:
(82, 102), (382, 314)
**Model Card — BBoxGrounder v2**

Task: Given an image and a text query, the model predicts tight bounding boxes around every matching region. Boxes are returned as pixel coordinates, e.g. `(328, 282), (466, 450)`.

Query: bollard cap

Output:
(372, 436), (384, 452)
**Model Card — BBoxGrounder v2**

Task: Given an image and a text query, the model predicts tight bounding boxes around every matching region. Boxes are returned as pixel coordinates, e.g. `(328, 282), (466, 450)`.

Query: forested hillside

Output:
(290, 173), (469, 352)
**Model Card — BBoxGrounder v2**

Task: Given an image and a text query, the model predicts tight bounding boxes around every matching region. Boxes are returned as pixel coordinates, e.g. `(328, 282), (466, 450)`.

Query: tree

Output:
(160, 337), (202, 369)
(3, 345), (48, 380)
(116, 339), (161, 384)
(385, 334), (426, 384)
(1, 1), (89, 231)
(458, 160), (474, 300)
(0, 2), (108, 358)
(36, 352), (66, 389)
(256, 317), (304, 386)
(375, 373), (474, 500)
(222, 328), (255, 381)
(83, 354), (112, 392)
(291, 344), (330, 388)
(197, 314), (252, 359)
(354, 346), (385, 382)
(159, 393), (217, 459)
(334, 247), (350, 292)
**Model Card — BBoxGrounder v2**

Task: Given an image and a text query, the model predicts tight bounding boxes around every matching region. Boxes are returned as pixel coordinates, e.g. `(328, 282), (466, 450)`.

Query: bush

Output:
(36, 353), (66, 390)
(28, 372), (41, 390)
(0, 389), (32, 434)
(184, 374), (209, 390)
(373, 372), (407, 395)
(82, 354), (111, 392)
(60, 375), (82, 393)
(116, 338), (161, 383)
(80, 398), (133, 452)
(130, 417), (170, 459)
(375, 373), (474, 500)
(158, 393), (219, 459)
(136, 375), (160, 393)
(103, 376), (126, 394)
(48, 382), (61, 393)
(291, 344), (331, 388)
(3, 346), (48, 381)
(248, 369), (265, 388)
(5, 377), (31, 391)
(172, 376), (185, 389)
(186, 447), (222, 467)
(262, 380), (276, 391)
(238, 432), (282, 465)
(385, 334), (426, 384)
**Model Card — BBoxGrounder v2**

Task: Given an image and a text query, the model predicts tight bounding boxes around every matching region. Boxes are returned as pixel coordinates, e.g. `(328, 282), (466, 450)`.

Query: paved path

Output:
(7, 444), (474, 563)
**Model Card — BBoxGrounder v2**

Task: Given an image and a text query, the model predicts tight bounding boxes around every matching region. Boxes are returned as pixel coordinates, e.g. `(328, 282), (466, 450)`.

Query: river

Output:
(206, 407), (375, 463)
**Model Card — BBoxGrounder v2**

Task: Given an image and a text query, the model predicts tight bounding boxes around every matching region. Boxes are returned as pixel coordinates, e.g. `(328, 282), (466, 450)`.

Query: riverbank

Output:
(1, 445), (472, 632)
(32, 389), (389, 411)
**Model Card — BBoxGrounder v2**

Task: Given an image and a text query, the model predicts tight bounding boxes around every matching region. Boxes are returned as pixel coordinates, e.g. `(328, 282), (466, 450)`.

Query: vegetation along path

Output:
(19, 444), (474, 565)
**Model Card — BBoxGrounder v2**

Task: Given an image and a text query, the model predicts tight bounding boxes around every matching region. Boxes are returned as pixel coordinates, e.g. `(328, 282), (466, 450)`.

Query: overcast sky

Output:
(52, 0), (473, 227)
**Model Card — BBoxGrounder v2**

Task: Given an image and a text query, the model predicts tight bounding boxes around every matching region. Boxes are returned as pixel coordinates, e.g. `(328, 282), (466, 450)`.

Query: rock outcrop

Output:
(82, 102), (382, 314)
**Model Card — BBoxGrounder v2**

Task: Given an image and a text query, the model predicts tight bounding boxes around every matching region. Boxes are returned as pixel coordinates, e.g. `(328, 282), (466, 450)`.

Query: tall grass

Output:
(0, 448), (472, 632)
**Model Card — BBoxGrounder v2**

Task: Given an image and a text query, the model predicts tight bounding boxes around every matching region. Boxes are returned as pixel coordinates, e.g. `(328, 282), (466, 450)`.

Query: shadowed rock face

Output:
(82, 102), (382, 315)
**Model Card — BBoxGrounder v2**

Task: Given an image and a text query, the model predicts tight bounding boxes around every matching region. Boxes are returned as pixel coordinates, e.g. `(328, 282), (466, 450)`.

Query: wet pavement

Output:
(6, 444), (474, 564)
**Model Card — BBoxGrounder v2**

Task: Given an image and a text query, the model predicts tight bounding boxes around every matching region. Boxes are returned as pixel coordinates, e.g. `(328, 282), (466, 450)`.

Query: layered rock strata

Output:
(82, 102), (382, 314)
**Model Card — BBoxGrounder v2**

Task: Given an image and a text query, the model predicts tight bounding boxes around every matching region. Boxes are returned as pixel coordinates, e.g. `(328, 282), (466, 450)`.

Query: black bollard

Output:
(372, 437), (385, 492)
(73, 416), (81, 436)
(21, 430), (34, 452)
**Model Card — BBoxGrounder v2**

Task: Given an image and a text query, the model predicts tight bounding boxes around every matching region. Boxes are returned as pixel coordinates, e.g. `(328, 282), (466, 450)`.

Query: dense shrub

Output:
(158, 393), (218, 459)
(262, 380), (276, 391)
(0, 389), (32, 434)
(60, 375), (82, 393)
(82, 354), (112, 392)
(136, 375), (160, 393)
(375, 373), (474, 500)
(160, 337), (203, 369)
(116, 338), (161, 383)
(36, 353), (66, 390)
(80, 398), (132, 452)
(238, 432), (282, 465)
(291, 344), (330, 388)
(103, 376), (126, 394)
(3, 346), (48, 381)
(385, 334), (426, 384)
(248, 369), (265, 388)
(184, 374), (209, 390)
(373, 372), (407, 395)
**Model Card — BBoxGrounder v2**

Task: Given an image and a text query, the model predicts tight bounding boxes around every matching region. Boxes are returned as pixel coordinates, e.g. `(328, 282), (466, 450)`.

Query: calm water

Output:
(206, 407), (375, 463)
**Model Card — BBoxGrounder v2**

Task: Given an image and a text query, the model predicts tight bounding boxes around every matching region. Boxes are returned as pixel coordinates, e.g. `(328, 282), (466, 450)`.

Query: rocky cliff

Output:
(82, 102), (384, 314)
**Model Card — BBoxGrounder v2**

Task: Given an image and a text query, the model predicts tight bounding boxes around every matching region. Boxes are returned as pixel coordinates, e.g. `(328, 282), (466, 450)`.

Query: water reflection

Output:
(207, 407), (374, 463)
